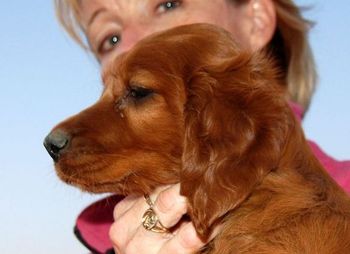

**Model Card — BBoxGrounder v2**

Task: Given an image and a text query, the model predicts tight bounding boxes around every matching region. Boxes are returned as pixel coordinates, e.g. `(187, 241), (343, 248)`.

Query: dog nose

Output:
(44, 130), (70, 162)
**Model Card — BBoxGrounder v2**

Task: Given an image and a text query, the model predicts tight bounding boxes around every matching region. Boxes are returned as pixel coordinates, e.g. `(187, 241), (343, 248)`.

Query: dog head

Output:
(44, 23), (294, 239)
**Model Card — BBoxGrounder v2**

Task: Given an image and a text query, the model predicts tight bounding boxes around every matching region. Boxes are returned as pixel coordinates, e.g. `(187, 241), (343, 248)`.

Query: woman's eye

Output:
(156, 1), (182, 14)
(129, 86), (154, 100)
(98, 34), (121, 54)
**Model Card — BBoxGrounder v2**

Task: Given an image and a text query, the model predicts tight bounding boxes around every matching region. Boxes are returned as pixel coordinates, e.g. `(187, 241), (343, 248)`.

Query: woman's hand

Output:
(109, 184), (214, 254)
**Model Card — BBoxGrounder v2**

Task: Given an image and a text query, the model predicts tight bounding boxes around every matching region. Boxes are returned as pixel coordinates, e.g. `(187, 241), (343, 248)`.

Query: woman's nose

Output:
(119, 25), (150, 52)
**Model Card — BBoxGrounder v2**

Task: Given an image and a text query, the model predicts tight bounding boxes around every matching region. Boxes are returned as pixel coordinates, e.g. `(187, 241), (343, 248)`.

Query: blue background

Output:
(0, 0), (349, 253)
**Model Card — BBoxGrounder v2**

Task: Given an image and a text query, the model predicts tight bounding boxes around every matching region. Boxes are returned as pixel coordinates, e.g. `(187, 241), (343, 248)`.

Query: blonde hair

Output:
(54, 0), (317, 110)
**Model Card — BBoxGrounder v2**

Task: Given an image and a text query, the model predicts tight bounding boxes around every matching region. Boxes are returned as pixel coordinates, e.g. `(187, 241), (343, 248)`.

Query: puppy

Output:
(44, 24), (350, 253)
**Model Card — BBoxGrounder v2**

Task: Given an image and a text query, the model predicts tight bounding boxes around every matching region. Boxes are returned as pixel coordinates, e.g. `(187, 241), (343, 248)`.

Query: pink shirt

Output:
(74, 103), (350, 254)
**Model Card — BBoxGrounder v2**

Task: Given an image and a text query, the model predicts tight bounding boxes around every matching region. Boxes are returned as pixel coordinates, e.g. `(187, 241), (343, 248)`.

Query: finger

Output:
(113, 194), (140, 220)
(159, 222), (205, 254)
(114, 185), (173, 227)
(118, 185), (183, 252)
(158, 219), (223, 254)
(110, 186), (173, 250)
(112, 195), (175, 254)
(110, 195), (149, 249)
(152, 184), (188, 228)
(120, 225), (172, 254)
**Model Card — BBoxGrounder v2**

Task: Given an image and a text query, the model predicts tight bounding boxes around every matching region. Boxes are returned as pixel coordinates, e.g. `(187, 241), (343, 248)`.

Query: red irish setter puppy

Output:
(44, 24), (350, 253)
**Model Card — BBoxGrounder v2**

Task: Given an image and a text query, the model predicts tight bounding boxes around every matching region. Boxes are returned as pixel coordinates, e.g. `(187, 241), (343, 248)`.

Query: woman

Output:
(55, 0), (350, 253)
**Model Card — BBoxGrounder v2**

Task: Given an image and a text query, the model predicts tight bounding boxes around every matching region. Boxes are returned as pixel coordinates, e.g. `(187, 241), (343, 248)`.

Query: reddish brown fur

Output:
(48, 24), (350, 253)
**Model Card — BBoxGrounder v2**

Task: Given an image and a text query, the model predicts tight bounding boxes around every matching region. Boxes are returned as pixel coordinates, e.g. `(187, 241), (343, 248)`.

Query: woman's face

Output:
(80, 0), (256, 67)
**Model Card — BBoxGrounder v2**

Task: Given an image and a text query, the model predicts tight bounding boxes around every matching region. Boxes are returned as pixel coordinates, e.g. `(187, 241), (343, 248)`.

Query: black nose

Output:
(44, 130), (70, 162)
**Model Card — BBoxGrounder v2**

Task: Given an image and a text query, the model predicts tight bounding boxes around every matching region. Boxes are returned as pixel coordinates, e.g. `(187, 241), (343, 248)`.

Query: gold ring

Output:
(142, 194), (169, 233)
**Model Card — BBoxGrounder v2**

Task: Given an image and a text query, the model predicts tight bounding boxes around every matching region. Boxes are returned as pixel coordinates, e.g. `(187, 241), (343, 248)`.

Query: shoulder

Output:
(308, 140), (350, 194)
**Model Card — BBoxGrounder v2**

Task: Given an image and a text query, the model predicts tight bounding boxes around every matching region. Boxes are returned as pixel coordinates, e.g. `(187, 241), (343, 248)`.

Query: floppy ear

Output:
(180, 53), (292, 241)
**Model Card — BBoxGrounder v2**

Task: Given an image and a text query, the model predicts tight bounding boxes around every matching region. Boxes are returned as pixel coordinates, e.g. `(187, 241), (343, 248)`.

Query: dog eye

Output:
(129, 86), (154, 100)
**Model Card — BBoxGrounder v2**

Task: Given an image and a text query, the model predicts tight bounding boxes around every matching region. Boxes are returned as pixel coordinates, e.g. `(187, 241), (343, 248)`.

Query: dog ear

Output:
(180, 52), (292, 241)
